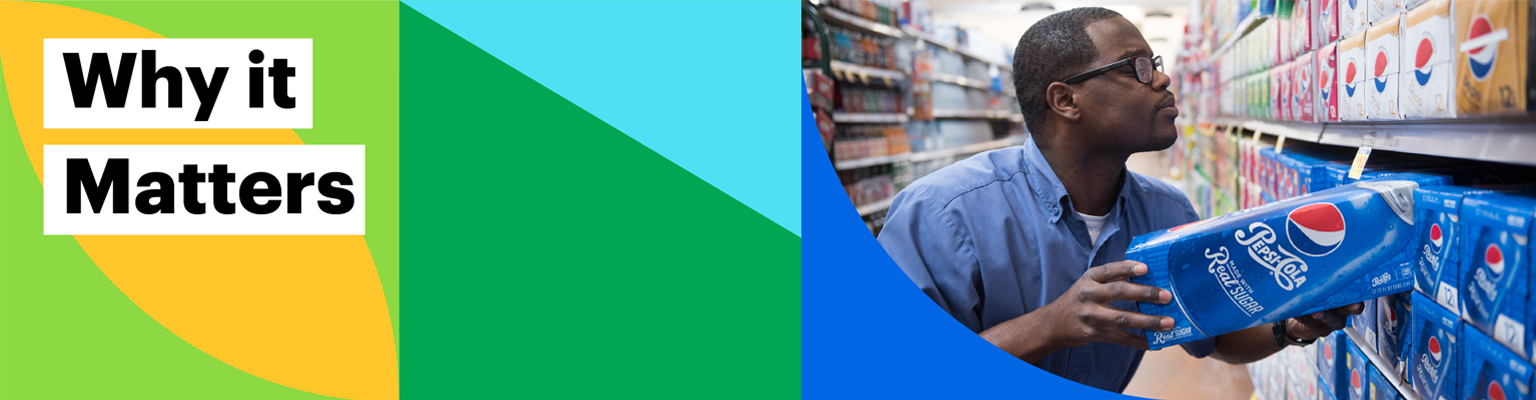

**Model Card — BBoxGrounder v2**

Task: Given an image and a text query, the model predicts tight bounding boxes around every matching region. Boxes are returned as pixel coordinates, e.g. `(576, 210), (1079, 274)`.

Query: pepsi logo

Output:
(1326, 342), (1335, 364)
(1466, 15), (1504, 81)
(1487, 243), (1505, 275)
(1349, 0), (1358, 11)
(1430, 223), (1444, 248)
(1491, 381), (1506, 400)
(1346, 59), (1358, 97)
(1429, 336), (1442, 361)
(1416, 34), (1435, 86)
(1352, 369), (1362, 393)
(1287, 203), (1346, 257)
(1386, 307), (1398, 333)
(1374, 49), (1390, 92)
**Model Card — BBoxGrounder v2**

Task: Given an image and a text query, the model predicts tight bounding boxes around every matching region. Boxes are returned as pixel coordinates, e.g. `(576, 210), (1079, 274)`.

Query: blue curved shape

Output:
(801, 79), (1130, 399)
(1469, 55), (1495, 80)
(1374, 77), (1389, 93)
(405, 1), (802, 236)
(1415, 67), (1433, 86)
(1346, 83), (1357, 97)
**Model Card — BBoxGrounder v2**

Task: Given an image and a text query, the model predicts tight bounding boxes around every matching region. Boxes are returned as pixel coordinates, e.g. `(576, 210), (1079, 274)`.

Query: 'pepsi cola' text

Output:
(1236, 221), (1311, 291)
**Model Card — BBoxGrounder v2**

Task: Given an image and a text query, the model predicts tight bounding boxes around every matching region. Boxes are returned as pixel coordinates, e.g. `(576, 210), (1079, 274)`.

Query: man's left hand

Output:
(1285, 303), (1366, 341)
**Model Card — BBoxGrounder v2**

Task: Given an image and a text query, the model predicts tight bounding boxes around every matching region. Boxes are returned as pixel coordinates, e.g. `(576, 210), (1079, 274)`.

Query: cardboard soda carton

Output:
(1456, 0), (1528, 115)
(1379, 291), (1414, 379)
(1372, 0), (1406, 26)
(1322, 0), (1342, 45)
(1300, 0), (1318, 53)
(1322, 43), (1342, 121)
(1369, 13), (1406, 119)
(1403, 0), (1458, 119)
(1344, 0), (1371, 39)
(1414, 185), (1500, 313)
(1351, 337), (1375, 400)
(1463, 326), (1534, 400)
(1300, 52), (1320, 121)
(1459, 192), (1536, 359)
(1356, 297), (1383, 350)
(1342, 31), (1371, 120)
(1412, 291), (1462, 400)
(1324, 330), (1353, 399)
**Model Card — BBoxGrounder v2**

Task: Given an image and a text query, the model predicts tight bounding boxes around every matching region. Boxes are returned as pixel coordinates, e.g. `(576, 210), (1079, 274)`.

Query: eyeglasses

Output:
(1058, 55), (1163, 85)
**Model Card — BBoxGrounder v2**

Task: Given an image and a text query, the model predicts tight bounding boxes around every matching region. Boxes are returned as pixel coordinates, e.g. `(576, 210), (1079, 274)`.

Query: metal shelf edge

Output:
(820, 7), (904, 39)
(834, 153), (911, 170)
(1344, 326), (1424, 400)
(907, 138), (1016, 162)
(831, 60), (907, 81)
(832, 112), (909, 123)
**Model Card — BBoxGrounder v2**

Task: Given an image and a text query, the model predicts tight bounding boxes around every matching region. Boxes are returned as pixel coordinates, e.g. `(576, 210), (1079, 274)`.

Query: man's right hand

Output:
(980, 260), (1175, 362)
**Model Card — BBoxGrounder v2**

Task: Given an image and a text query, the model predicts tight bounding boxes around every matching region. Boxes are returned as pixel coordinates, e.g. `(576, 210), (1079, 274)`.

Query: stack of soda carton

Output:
(1207, 0), (1531, 122)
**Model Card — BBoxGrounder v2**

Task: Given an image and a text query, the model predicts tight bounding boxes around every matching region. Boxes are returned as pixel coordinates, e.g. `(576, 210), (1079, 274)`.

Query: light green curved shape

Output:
(0, 56), (339, 400)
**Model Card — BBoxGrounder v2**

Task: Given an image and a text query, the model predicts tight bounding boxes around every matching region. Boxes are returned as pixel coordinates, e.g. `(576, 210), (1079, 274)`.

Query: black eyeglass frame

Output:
(1058, 55), (1163, 85)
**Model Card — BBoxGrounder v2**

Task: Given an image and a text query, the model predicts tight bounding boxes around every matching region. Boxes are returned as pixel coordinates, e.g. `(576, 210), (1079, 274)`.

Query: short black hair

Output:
(1012, 7), (1123, 135)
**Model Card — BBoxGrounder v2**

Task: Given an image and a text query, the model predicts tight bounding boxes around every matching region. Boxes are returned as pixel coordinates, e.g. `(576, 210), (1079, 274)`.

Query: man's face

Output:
(1073, 17), (1178, 153)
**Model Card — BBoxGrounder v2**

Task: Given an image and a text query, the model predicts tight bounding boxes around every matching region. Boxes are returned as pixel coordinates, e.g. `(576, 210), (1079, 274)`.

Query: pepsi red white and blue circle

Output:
(1430, 223), (1444, 248)
(1486, 243), (1505, 275)
(1345, 57), (1359, 97)
(1467, 14), (1500, 81)
(1415, 32), (1435, 86)
(1287, 203), (1347, 257)
(1373, 47), (1390, 93)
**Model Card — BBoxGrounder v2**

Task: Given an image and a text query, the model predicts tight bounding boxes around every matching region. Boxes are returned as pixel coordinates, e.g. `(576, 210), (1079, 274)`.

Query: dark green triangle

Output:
(400, 4), (800, 398)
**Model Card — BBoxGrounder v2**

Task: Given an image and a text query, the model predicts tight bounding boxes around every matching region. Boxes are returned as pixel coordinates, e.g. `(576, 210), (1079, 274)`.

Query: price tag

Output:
(859, 72), (870, 84)
(882, 76), (893, 86)
(1348, 132), (1376, 180)
(1252, 129), (1262, 142)
(1274, 135), (1287, 154)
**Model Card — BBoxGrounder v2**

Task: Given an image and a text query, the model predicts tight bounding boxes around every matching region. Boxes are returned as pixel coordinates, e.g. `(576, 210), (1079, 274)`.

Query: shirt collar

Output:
(1020, 137), (1136, 223)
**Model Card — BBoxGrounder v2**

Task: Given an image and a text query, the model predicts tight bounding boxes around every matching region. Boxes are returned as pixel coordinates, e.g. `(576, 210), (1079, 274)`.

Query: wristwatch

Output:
(1273, 320), (1316, 347)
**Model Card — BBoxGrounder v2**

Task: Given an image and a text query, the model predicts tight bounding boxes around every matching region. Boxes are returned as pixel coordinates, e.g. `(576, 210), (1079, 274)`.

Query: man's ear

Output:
(1045, 82), (1081, 122)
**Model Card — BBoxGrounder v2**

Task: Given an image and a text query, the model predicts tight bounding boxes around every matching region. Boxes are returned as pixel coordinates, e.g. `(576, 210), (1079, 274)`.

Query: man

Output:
(876, 8), (1362, 393)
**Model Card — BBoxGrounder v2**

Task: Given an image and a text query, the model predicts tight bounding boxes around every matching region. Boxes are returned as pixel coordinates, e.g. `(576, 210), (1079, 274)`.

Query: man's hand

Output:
(981, 260), (1174, 363)
(1286, 303), (1365, 341)
(1210, 303), (1365, 364)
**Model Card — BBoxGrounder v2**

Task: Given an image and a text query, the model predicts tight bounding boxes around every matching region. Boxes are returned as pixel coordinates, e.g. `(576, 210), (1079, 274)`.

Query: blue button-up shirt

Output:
(877, 138), (1216, 393)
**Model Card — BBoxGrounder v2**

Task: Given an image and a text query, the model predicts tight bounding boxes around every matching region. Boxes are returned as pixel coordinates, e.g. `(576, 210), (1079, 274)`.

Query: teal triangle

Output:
(404, 0), (802, 235)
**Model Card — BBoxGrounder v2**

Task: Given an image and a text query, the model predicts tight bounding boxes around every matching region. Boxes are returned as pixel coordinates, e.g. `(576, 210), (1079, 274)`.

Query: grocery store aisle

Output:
(1124, 347), (1254, 399)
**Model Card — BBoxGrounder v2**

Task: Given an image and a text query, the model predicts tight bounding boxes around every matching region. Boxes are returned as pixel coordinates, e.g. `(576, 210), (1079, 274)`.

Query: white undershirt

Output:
(1079, 212), (1109, 244)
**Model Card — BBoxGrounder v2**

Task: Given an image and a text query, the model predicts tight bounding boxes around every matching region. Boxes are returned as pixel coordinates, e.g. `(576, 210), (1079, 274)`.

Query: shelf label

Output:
(1274, 135), (1286, 154)
(1251, 129), (1262, 142)
(1348, 132), (1376, 180)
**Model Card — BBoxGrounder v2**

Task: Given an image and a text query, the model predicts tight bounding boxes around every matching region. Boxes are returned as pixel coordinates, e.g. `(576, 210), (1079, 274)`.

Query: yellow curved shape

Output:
(1, 2), (398, 399)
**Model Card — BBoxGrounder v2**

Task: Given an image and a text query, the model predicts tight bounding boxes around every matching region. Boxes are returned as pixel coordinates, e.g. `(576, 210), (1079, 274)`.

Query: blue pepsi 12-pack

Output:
(1380, 290), (1414, 379)
(1325, 329), (1353, 399)
(1463, 326), (1533, 400)
(1371, 361), (1403, 400)
(1413, 291), (1462, 400)
(1460, 193), (1536, 360)
(1132, 180), (1420, 349)
(1353, 336), (1376, 400)
(1416, 186), (1501, 313)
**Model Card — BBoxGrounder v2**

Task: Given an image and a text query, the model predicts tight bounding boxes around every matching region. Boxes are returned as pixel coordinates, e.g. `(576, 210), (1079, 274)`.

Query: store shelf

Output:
(932, 109), (1021, 120)
(1206, 117), (1325, 142)
(834, 153), (910, 170)
(856, 196), (895, 216)
(820, 7), (904, 39)
(830, 60), (906, 84)
(1204, 116), (1536, 166)
(833, 112), (908, 123)
(908, 138), (1017, 162)
(1186, 11), (1267, 74)
(1319, 116), (1536, 166)
(902, 26), (1011, 72)
(1344, 326), (1424, 400)
(932, 72), (989, 90)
